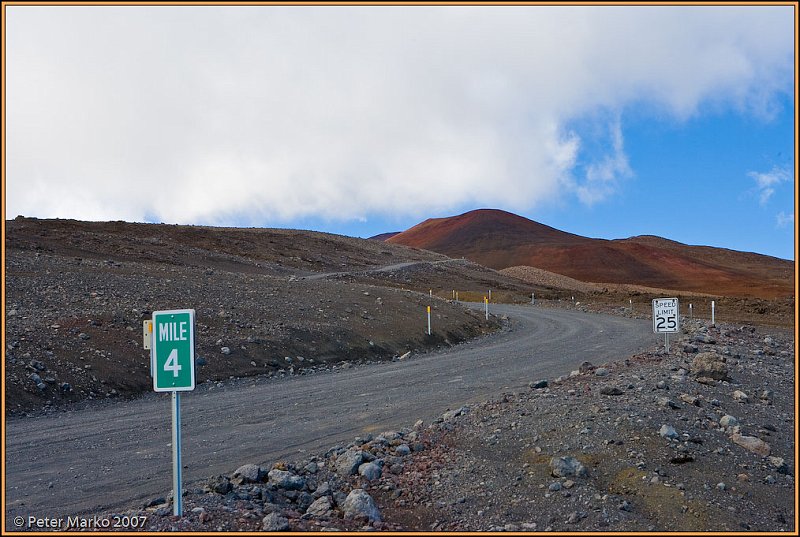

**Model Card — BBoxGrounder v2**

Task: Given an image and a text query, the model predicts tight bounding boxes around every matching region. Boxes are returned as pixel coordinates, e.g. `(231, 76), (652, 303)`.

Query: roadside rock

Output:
(550, 456), (588, 478)
(342, 489), (381, 522)
(690, 352), (729, 381)
(232, 464), (263, 483)
(262, 512), (289, 531)
(731, 433), (771, 457)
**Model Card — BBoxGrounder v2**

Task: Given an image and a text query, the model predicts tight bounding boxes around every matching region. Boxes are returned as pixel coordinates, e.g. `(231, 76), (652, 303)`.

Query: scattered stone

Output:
(233, 463), (263, 483)
(659, 425), (679, 440)
(578, 361), (595, 374)
(221, 347), (231, 355)
(207, 475), (232, 495)
(336, 449), (369, 476)
(719, 415), (739, 428)
(595, 368), (609, 377)
(358, 462), (382, 481)
(600, 386), (623, 396)
(733, 390), (749, 403)
(679, 394), (701, 406)
(550, 456), (588, 478)
(262, 512), (289, 531)
(731, 433), (771, 457)
(530, 379), (548, 389)
(342, 489), (381, 522)
(267, 469), (306, 490)
(306, 496), (333, 517)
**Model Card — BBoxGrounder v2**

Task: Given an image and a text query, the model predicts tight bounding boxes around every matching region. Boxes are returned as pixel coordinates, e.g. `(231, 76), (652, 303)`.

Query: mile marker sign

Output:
(152, 309), (196, 392)
(652, 298), (679, 333)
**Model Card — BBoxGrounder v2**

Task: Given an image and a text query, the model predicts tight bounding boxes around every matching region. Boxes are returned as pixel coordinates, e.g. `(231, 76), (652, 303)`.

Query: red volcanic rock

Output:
(388, 209), (793, 299)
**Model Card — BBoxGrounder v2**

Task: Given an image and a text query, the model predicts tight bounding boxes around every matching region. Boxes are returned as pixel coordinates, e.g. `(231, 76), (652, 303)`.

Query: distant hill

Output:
(386, 209), (794, 299)
(368, 232), (401, 241)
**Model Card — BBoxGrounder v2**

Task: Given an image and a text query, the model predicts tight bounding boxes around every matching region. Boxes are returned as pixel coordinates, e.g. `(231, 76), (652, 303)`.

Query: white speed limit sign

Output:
(652, 298), (679, 333)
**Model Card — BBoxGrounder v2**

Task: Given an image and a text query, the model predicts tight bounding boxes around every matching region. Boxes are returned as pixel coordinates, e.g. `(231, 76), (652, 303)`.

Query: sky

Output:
(5, 4), (797, 260)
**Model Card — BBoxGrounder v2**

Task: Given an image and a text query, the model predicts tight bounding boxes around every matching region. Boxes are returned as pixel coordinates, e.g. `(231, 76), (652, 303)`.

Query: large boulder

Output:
(342, 489), (381, 522)
(267, 469), (306, 490)
(233, 463), (263, 483)
(336, 449), (370, 476)
(690, 352), (729, 381)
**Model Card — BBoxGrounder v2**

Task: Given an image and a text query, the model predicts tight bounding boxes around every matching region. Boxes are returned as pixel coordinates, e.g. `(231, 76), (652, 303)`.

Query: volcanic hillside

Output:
(386, 209), (794, 299)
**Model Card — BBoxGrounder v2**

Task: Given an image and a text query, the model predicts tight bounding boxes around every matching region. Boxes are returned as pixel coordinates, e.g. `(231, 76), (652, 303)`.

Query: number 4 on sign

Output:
(164, 349), (182, 377)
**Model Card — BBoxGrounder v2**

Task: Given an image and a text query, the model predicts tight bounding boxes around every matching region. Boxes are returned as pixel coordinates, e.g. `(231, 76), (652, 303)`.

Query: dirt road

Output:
(5, 304), (656, 522)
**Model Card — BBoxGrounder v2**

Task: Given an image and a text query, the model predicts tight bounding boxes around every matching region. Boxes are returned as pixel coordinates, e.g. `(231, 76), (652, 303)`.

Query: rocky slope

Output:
(95, 317), (794, 532)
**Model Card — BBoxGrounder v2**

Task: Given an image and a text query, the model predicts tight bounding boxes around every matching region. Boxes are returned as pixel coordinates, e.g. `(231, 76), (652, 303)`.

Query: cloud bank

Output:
(6, 5), (794, 226)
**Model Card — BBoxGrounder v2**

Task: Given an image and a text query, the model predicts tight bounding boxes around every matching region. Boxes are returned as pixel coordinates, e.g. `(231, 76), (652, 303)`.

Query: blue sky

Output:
(6, 4), (796, 260)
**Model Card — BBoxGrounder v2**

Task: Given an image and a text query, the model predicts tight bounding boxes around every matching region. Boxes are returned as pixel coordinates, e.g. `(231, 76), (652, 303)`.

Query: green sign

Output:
(152, 309), (196, 392)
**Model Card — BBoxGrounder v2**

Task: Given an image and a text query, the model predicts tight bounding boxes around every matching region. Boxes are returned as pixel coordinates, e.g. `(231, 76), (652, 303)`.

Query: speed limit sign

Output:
(652, 298), (679, 333)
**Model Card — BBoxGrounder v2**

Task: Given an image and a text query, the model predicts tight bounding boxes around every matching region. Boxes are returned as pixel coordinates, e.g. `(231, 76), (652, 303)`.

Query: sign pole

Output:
(172, 391), (182, 516)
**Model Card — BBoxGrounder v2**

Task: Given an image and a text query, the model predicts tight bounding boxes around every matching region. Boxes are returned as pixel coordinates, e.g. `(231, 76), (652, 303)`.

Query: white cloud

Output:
(6, 5), (794, 225)
(748, 165), (792, 205)
(775, 211), (794, 228)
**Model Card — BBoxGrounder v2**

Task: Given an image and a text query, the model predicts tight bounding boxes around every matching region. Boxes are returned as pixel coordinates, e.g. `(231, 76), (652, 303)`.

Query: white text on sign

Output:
(159, 322), (189, 342)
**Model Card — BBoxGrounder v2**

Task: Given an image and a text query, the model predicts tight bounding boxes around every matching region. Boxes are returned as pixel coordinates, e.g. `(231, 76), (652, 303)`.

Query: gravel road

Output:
(6, 304), (656, 522)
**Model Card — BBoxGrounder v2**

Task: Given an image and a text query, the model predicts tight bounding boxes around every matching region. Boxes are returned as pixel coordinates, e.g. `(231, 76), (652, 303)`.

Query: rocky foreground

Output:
(92, 317), (794, 532)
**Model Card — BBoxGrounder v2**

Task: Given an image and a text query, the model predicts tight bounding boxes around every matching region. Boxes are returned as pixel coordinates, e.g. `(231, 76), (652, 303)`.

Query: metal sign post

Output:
(172, 391), (182, 516)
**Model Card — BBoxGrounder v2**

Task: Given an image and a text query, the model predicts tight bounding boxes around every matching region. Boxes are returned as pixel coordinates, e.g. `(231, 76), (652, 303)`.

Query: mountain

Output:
(368, 231), (401, 241)
(386, 209), (794, 299)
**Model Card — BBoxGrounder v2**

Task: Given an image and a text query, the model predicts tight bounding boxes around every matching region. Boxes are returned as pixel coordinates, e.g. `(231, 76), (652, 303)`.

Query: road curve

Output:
(5, 304), (657, 521)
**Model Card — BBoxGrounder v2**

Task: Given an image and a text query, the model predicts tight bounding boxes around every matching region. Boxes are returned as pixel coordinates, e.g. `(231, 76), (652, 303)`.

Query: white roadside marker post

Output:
(531, 292), (535, 305)
(427, 306), (431, 335)
(488, 289), (491, 301)
(484, 296), (489, 320)
(689, 303), (693, 320)
(456, 291), (459, 302)
(711, 301), (715, 325)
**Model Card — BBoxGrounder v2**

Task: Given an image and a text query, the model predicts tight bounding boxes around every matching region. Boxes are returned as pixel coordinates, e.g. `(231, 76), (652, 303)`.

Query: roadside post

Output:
(427, 305), (431, 335)
(456, 291), (459, 302)
(488, 289), (491, 301)
(689, 303), (693, 320)
(531, 292), (535, 305)
(150, 308), (196, 517)
(652, 298), (679, 352)
(711, 301), (716, 326)
(484, 296), (489, 320)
